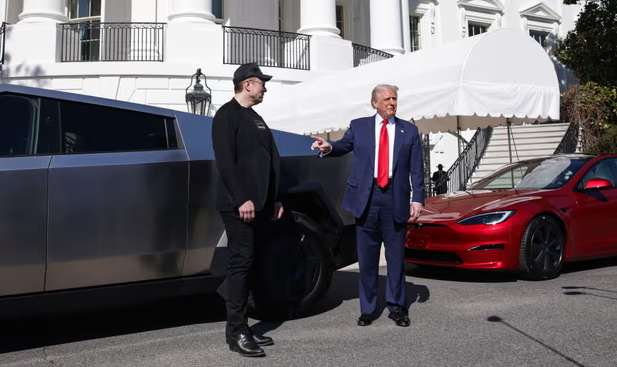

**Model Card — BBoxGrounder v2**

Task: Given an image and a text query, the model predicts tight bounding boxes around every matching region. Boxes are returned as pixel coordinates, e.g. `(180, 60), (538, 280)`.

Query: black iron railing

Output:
(430, 127), (492, 197)
(352, 43), (393, 67)
(223, 26), (311, 70)
(60, 22), (165, 62)
(554, 122), (579, 154)
(0, 22), (6, 64)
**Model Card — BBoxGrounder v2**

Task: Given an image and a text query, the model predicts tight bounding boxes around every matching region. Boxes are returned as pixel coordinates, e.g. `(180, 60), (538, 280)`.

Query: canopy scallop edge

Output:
(255, 28), (560, 135)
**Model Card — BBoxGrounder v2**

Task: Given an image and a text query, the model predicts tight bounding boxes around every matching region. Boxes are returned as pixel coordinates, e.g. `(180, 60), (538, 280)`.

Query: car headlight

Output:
(457, 211), (516, 226)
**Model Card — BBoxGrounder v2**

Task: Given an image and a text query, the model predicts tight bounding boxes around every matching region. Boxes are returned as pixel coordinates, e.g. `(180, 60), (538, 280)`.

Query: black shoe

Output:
(228, 333), (266, 357)
(252, 334), (274, 346)
(388, 307), (411, 327)
(357, 313), (374, 326)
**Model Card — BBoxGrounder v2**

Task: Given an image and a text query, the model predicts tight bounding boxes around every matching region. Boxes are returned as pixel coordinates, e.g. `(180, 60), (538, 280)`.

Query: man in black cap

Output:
(211, 63), (283, 357)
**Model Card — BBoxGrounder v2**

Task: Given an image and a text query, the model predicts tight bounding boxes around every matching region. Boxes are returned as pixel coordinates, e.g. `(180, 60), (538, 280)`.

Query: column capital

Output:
(168, 0), (216, 23)
(18, 0), (68, 23)
(298, 0), (340, 38)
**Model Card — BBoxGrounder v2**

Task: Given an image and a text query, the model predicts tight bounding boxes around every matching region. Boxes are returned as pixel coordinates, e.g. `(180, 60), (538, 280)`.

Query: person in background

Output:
(432, 164), (448, 195)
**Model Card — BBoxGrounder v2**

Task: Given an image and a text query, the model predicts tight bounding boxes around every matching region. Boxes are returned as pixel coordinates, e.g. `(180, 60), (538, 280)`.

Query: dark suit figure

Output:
(432, 164), (448, 195)
(311, 84), (425, 327)
(211, 63), (283, 357)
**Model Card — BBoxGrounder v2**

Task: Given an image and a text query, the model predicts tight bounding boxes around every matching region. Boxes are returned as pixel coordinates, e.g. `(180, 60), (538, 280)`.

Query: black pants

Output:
(219, 209), (270, 338)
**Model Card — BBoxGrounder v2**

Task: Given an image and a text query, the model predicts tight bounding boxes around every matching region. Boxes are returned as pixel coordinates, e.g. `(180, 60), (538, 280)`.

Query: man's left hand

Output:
(409, 203), (423, 222)
(273, 201), (284, 220)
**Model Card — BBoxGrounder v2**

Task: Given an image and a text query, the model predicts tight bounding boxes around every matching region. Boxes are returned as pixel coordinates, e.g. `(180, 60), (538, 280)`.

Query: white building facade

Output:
(0, 0), (585, 169)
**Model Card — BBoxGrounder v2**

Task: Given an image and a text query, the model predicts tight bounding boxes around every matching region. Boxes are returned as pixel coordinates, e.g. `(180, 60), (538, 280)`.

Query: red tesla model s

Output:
(405, 154), (617, 280)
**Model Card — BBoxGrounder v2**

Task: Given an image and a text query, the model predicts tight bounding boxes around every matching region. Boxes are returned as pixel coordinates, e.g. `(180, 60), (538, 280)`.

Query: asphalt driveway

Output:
(1, 258), (616, 367)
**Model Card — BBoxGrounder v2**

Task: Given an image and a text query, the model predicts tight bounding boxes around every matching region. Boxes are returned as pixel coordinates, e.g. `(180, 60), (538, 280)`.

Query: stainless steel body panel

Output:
(46, 150), (189, 290)
(176, 114), (223, 276)
(0, 156), (50, 296)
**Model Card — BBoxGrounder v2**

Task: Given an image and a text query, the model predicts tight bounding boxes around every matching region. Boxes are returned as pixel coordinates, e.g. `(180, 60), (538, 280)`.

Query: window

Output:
(530, 30), (548, 48)
(67, 0), (102, 61)
(336, 5), (344, 39)
(0, 95), (37, 157)
(212, 0), (223, 20)
(468, 23), (487, 37)
(578, 158), (617, 190)
(59, 101), (175, 154)
(411, 15), (421, 52)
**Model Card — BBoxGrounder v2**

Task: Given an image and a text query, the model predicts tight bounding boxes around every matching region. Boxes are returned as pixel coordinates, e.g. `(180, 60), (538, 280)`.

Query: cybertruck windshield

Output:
(468, 156), (593, 190)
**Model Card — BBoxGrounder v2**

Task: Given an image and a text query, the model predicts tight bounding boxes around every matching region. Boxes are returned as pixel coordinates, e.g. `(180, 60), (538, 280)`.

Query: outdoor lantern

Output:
(185, 68), (212, 116)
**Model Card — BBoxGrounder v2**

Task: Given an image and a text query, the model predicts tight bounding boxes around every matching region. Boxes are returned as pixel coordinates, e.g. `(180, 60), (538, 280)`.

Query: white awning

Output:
(256, 28), (560, 135)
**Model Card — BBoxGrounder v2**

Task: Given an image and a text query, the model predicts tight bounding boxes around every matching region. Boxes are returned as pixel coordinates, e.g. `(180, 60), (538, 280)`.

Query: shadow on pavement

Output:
(309, 268), (429, 318)
(562, 256), (617, 274)
(404, 263), (518, 283)
(0, 294), (227, 354)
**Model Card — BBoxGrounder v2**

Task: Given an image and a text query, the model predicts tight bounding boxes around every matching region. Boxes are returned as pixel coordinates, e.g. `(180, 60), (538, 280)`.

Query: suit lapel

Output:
(367, 116), (376, 170)
(393, 118), (406, 172)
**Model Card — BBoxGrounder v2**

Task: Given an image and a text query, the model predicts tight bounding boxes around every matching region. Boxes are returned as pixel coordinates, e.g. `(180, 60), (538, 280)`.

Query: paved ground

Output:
(1, 258), (617, 367)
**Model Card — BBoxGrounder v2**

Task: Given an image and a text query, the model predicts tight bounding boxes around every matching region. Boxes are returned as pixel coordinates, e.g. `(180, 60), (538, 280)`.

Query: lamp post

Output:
(185, 68), (212, 116)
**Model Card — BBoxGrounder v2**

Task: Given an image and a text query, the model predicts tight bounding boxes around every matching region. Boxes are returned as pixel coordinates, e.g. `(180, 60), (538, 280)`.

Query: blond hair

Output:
(371, 84), (399, 107)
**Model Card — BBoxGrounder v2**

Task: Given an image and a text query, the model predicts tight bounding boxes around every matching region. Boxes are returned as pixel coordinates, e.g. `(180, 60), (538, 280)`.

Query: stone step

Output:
(487, 137), (562, 147)
(492, 123), (569, 132)
(483, 144), (558, 154)
(482, 150), (556, 161)
(489, 131), (566, 141)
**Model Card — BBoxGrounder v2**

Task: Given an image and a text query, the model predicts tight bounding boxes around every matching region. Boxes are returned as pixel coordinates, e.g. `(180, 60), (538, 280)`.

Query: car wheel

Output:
(519, 215), (565, 280)
(249, 212), (334, 320)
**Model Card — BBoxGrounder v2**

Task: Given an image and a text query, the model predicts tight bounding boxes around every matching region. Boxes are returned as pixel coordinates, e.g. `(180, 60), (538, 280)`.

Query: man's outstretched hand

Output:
(311, 136), (332, 154)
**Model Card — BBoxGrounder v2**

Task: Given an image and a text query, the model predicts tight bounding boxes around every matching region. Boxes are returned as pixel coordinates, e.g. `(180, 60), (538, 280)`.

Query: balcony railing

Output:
(60, 22), (165, 62)
(352, 43), (393, 67)
(1, 22), (6, 64)
(430, 127), (492, 197)
(223, 26), (311, 70)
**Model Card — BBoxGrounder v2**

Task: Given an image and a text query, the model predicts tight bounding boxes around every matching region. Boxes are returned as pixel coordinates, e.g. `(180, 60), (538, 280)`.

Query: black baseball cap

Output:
(232, 63), (273, 84)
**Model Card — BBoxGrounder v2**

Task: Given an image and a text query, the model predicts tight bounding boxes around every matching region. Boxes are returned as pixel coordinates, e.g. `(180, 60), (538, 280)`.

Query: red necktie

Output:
(377, 120), (389, 188)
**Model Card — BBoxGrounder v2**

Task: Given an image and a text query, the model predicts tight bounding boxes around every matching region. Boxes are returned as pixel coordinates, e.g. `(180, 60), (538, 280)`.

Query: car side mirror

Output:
(584, 178), (613, 190)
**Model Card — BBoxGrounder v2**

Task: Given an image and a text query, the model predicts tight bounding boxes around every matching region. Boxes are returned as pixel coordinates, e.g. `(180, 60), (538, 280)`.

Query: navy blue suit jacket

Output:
(326, 116), (425, 223)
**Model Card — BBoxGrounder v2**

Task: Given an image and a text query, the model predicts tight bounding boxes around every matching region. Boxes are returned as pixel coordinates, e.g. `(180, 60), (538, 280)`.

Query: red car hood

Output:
(419, 189), (545, 223)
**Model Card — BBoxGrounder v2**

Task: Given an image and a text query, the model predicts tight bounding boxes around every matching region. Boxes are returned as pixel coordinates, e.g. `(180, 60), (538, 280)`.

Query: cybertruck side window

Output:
(59, 101), (173, 154)
(0, 94), (37, 157)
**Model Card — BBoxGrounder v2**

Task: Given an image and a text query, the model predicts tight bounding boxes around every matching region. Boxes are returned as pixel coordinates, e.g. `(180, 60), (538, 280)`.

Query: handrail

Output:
(351, 43), (393, 67)
(553, 122), (579, 154)
(430, 127), (492, 197)
(0, 22), (6, 64)
(223, 26), (311, 70)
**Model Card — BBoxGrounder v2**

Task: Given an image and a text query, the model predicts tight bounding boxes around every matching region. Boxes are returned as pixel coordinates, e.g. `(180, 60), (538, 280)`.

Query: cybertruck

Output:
(0, 84), (356, 319)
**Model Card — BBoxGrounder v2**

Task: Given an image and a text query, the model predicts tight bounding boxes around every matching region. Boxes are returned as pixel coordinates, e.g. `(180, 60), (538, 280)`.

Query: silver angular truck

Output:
(0, 84), (357, 319)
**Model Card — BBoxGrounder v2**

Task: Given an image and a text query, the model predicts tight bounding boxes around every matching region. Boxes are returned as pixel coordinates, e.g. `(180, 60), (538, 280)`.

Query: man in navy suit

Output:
(311, 84), (425, 327)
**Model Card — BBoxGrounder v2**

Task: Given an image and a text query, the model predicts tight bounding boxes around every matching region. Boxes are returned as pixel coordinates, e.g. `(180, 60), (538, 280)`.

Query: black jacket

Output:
(211, 98), (281, 212)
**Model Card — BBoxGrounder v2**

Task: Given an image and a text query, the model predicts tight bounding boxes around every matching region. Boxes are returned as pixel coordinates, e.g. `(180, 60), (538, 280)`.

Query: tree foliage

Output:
(557, 0), (617, 86)
(561, 82), (617, 154)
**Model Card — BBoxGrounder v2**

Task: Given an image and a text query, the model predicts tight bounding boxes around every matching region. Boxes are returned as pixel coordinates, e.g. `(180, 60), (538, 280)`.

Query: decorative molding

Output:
(460, 8), (467, 38)
(429, 3), (436, 34)
(520, 2), (562, 23)
(457, 0), (504, 13)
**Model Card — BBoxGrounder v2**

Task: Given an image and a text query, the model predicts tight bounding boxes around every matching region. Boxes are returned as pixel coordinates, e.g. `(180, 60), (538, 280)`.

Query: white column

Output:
(166, 0), (222, 64)
(168, 0), (216, 23)
(18, 0), (68, 23)
(298, 0), (340, 38)
(370, 0), (404, 54)
(401, 0), (411, 53)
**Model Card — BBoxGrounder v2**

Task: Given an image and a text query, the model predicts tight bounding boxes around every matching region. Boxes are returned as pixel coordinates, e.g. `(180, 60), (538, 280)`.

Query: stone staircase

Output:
(471, 123), (570, 183)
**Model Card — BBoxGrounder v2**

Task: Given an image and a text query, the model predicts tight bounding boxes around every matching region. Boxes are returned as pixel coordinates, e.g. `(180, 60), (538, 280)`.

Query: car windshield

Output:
(469, 156), (593, 190)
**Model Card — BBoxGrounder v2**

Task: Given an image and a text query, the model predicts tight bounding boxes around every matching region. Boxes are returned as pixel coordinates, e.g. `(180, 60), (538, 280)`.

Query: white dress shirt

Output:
(374, 114), (395, 178)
